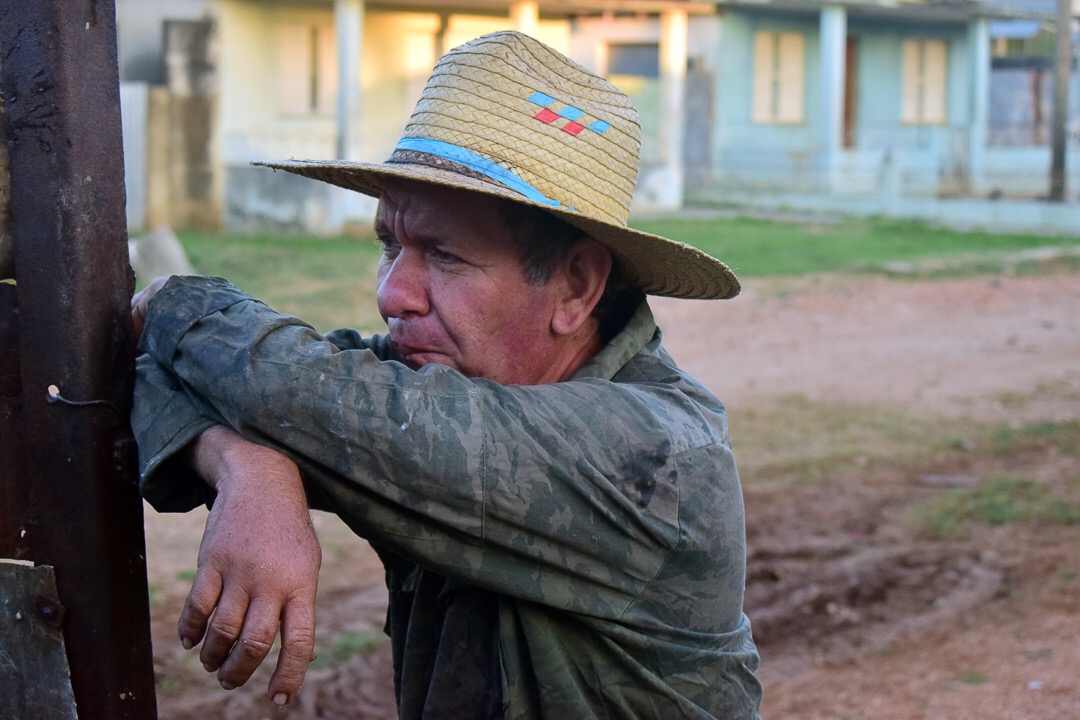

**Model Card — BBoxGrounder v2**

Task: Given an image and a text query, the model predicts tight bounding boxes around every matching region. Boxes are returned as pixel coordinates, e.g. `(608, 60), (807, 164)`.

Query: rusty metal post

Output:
(0, 1), (158, 718)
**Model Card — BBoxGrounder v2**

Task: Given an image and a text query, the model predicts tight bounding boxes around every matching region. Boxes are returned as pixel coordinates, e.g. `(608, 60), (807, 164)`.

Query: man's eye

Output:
(379, 236), (400, 257)
(430, 247), (463, 265)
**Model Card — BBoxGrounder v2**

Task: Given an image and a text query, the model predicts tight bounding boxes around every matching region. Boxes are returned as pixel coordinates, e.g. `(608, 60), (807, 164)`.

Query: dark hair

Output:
(497, 201), (643, 339)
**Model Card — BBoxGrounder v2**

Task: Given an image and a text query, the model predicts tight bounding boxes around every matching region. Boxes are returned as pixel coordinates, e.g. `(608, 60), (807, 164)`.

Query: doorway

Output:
(843, 36), (858, 148)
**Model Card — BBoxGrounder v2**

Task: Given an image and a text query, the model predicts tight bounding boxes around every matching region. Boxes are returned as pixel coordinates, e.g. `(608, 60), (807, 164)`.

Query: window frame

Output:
(900, 37), (948, 126)
(275, 21), (339, 117)
(751, 29), (806, 125)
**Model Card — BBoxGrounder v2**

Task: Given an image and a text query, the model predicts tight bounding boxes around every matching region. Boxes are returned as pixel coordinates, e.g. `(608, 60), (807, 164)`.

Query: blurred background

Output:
(116, 0), (1080, 237)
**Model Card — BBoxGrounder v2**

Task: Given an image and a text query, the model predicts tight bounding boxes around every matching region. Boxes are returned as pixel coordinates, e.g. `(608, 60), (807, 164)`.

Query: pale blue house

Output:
(699, 0), (1077, 203)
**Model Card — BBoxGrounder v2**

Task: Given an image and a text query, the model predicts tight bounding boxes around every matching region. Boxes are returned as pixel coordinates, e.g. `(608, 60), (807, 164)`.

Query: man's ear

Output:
(551, 238), (612, 336)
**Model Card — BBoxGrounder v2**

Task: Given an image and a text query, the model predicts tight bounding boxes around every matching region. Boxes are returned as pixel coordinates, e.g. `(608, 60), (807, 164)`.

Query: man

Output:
(132, 31), (762, 718)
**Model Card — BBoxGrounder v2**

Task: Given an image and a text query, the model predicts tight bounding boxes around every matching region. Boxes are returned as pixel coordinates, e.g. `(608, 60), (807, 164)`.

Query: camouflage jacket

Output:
(133, 275), (762, 719)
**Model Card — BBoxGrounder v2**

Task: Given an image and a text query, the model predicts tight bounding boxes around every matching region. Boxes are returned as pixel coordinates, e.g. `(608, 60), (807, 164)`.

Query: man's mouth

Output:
(391, 340), (448, 370)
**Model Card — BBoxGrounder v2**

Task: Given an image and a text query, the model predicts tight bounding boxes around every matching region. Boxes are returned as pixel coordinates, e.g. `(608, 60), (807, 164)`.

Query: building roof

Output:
(362, 0), (717, 17)
(715, 0), (1057, 22)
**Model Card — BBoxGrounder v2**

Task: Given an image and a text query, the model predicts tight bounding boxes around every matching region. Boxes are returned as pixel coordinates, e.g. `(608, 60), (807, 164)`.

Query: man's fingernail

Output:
(181, 637), (193, 650)
(220, 680), (236, 691)
(273, 693), (289, 706)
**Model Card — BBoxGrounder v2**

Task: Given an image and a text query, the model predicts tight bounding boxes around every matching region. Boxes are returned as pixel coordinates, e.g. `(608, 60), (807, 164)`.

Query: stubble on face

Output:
(374, 181), (565, 385)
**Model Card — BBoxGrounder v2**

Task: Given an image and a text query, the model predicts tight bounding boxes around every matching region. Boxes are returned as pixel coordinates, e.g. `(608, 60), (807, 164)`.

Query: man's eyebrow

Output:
(373, 218), (393, 238)
(372, 216), (442, 247)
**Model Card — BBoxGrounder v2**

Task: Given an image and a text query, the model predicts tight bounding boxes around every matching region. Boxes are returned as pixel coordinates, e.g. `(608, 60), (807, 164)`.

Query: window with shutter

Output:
(276, 22), (339, 116)
(752, 30), (805, 124)
(901, 38), (947, 125)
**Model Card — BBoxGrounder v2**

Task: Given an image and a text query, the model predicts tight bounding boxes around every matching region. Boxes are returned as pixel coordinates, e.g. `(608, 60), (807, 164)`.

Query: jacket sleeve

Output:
(132, 303), (384, 513)
(132, 354), (219, 512)
(136, 276), (735, 620)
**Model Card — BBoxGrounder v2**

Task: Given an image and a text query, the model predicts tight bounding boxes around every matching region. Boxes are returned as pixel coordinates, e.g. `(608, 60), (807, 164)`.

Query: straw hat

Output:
(256, 30), (739, 300)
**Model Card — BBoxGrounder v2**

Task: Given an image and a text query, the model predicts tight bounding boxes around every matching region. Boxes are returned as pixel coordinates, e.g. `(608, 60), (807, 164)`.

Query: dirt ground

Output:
(145, 270), (1080, 720)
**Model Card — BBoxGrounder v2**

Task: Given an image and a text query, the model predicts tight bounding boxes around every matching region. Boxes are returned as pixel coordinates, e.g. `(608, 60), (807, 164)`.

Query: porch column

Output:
(333, 0), (366, 230)
(967, 17), (990, 194)
(819, 5), (846, 192)
(658, 7), (688, 209)
(335, 0), (364, 161)
(510, 0), (539, 38)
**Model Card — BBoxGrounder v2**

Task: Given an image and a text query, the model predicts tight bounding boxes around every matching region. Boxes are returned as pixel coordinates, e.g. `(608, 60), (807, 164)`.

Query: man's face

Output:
(374, 180), (567, 385)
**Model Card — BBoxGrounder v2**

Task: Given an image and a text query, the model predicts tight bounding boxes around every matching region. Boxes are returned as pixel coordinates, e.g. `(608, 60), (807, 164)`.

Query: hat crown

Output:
(395, 31), (642, 227)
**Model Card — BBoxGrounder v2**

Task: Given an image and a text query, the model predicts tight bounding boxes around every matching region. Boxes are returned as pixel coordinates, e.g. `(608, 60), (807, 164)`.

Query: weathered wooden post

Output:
(0, 1), (158, 718)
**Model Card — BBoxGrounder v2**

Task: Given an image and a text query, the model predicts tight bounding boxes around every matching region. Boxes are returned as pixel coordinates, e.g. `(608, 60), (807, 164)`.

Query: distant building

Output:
(702, 0), (1078, 203)
(116, 0), (1078, 234)
(117, 0), (711, 233)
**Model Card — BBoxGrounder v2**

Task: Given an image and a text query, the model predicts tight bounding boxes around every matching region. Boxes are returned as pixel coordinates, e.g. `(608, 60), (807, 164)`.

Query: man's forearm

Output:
(184, 425), (306, 499)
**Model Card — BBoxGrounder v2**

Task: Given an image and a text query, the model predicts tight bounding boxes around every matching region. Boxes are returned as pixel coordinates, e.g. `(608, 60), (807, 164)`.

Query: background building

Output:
(116, 0), (1079, 234)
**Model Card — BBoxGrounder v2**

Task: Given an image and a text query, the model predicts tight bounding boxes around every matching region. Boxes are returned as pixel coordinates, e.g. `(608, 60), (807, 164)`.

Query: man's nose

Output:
(376, 251), (430, 318)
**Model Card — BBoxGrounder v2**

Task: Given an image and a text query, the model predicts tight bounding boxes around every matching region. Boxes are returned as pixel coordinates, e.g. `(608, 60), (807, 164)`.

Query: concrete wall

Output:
(117, 0), (219, 232)
(215, 1), (335, 231)
(120, 16), (220, 233)
(217, 1), (573, 232)
(115, 0), (212, 83)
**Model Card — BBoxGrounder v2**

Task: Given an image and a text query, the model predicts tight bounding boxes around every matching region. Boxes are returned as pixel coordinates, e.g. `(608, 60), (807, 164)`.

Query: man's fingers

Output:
(215, 596), (281, 691)
(267, 594), (319, 706)
(177, 566), (222, 650)
(198, 584), (250, 674)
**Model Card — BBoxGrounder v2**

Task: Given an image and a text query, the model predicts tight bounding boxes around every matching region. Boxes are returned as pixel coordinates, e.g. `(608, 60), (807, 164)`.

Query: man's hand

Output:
(182, 426), (322, 707)
(130, 275), (171, 339)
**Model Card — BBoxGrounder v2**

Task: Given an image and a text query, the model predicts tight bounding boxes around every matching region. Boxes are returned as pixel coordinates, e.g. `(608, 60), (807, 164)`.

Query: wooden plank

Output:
(0, 562), (78, 720)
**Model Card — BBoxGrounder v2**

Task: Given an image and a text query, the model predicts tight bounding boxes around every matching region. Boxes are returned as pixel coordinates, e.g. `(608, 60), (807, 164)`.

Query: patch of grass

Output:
(167, 217), (1080, 335)
(176, 568), (197, 583)
(630, 214), (1080, 278)
(155, 672), (183, 696)
(992, 420), (1080, 456)
(176, 231), (385, 333)
(310, 628), (385, 669)
(908, 476), (1080, 539)
(731, 395), (963, 485)
(959, 670), (988, 685)
(729, 385), (1080, 493)
(1009, 253), (1080, 277)
(944, 436), (976, 452)
(989, 389), (1029, 410)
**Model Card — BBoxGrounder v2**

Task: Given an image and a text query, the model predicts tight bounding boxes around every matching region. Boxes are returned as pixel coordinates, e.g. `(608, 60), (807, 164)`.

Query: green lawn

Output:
(177, 232), (385, 333)
(176, 213), (1079, 332)
(631, 214), (1080, 277)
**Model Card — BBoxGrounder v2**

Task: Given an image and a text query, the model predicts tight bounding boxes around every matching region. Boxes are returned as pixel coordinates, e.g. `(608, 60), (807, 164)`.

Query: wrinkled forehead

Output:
(375, 179), (518, 240)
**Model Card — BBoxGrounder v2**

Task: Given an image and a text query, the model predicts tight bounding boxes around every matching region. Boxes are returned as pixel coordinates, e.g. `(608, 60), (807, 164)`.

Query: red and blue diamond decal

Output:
(527, 92), (612, 137)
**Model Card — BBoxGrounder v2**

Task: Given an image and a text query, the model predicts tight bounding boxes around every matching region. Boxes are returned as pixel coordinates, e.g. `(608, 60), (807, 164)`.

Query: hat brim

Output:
(254, 159), (740, 300)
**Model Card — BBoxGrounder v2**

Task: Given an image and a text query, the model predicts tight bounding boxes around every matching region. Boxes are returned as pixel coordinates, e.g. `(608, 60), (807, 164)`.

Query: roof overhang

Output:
(361, 0), (716, 18)
(714, 0), (1056, 23)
